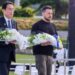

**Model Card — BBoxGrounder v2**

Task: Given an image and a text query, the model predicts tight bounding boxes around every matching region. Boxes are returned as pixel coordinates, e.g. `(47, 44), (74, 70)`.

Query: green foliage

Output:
(21, 0), (31, 7)
(23, 7), (35, 17)
(28, 35), (35, 45)
(14, 7), (23, 17)
(61, 1), (68, 15)
(41, 0), (56, 8)
(21, 0), (55, 8)
(14, 7), (35, 17)
(0, 30), (11, 40)
(0, 6), (35, 17)
(21, 0), (68, 19)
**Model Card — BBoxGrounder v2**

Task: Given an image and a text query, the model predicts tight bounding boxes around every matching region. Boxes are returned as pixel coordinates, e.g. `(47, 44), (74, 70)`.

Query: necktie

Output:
(8, 20), (12, 28)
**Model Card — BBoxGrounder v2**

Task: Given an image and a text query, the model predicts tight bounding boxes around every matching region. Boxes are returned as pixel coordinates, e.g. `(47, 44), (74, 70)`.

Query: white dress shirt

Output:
(4, 16), (12, 28)
(4, 16), (12, 44)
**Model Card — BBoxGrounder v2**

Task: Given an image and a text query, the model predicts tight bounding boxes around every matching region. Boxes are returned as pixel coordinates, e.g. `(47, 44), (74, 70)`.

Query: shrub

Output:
(14, 7), (35, 17)
(53, 20), (68, 31)
(16, 18), (35, 30)
(16, 18), (68, 30)
(14, 7), (23, 17)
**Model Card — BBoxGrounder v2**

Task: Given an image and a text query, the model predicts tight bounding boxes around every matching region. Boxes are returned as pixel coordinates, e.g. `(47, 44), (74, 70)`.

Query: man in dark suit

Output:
(0, 1), (17, 75)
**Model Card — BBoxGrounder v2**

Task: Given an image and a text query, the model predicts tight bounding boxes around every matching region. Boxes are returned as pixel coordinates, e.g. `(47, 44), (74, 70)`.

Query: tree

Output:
(20, 0), (68, 19)
(54, 0), (62, 18)
(21, 0), (55, 8)
(54, 0), (68, 19)
(0, 0), (6, 6)
(21, 0), (56, 14)
(0, 0), (14, 6)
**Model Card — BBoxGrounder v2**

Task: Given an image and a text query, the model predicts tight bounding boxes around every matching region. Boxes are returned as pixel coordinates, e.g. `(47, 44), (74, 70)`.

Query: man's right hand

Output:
(41, 41), (51, 46)
(9, 40), (16, 44)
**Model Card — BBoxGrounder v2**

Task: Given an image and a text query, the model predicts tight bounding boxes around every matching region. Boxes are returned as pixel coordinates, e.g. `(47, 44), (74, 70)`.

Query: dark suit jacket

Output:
(0, 16), (17, 62)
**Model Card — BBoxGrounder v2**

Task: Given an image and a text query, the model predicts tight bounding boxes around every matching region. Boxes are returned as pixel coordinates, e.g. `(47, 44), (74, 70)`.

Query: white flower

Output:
(4, 29), (18, 41)
(27, 33), (57, 47)
(0, 29), (63, 50)
(0, 29), (28, 49)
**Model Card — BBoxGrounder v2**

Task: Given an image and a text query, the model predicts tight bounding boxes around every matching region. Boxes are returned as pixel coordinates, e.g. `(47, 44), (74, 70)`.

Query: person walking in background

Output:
(31, 5), (57, 75)
(0, 1), (17, 75)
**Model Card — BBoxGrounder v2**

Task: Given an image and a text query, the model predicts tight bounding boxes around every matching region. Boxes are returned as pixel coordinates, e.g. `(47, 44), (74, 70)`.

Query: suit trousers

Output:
(0, 61), (11, 75)
(35, 55), (53, 75)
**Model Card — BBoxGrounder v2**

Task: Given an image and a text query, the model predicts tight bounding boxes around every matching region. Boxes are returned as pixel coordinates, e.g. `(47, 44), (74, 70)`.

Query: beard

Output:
(44, 17), (51, 22)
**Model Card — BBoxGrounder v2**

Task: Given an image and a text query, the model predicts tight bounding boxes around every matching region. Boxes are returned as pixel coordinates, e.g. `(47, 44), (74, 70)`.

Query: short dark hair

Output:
(41, 5), (52, 12)
(2, 1), (14, 9)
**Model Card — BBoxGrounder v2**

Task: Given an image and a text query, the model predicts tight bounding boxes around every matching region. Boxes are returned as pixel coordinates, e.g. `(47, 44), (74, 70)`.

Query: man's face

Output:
(42, 9), (53, 21)
(2, 4), (14, 19)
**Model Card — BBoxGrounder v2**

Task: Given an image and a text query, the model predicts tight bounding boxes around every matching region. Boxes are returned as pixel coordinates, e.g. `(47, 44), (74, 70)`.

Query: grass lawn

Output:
(16, 54), (35, 63)
(9, 54), (35, 75)
(10, 71), (29, 75)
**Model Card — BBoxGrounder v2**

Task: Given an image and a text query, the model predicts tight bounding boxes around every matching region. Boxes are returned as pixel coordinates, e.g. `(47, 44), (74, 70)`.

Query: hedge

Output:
(14, 7), (35, 17)
(16, 18), (68, 30)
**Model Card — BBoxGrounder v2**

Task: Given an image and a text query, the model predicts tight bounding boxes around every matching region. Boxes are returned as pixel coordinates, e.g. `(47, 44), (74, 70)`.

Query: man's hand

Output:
(41, 41), (51, 46)
(9, 40), (16, 44)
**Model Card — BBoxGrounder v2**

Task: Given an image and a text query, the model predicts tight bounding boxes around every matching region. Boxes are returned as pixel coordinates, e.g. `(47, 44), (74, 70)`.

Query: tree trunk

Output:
(55, 0), (62, 19)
